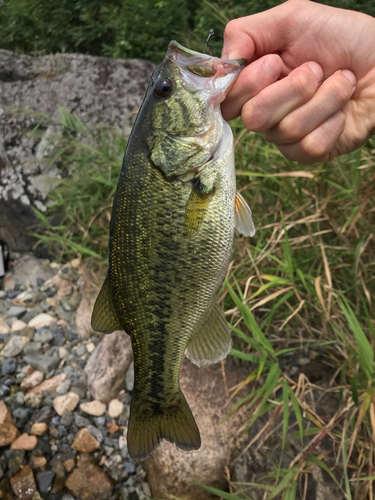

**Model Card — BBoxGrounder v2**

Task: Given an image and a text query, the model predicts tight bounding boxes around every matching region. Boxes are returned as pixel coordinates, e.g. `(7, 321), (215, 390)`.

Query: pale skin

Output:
(221, 0), (375, 165)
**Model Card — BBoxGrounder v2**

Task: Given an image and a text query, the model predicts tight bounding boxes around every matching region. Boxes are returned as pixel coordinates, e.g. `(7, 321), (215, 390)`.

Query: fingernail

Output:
(308, 61), (323, 83)
(341, 69), (356, 87)
(263, 55), (281, 79)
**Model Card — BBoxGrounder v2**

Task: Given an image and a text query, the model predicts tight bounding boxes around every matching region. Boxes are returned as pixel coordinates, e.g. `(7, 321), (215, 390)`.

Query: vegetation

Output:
(4, 0), (375, 497)
(1, 0), (375, 62)
(32, 108), (375, 499)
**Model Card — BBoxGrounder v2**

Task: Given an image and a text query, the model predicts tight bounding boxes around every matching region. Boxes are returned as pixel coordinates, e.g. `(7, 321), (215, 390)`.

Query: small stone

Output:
(61, 411), (74, 426)
(36, 470), (55, 496)
(6, 306), (27, 319)
(31, 406), (54, 424)
(29, 373), (67, 394)
(125, 361), (134, 392)
(1, 335), (29, 358)
(71, 428), (100, 453)
(0, 317), (10, 334)
(30, 455), (47, 471)
(11, 319), (27, 333)
(106, 421), (119, 435)
(53, 392), (80, 416)
(108, 399), (124, 419)
(0, 401), (19, 446)
(13, 407), (32, 428)
(74, 414), (91, 428)
(28, 313), (56, 329)
(119, 435), (127, 450)
(23, 341), (42, 355)
(15, 290), (34, 302)
(23, 354), (59, 374)
(87, 425), (104, 444)
(1, 357), (17, 374)
(56, 379), (71, 394)
(86, 342), (95, 354)
(31, 422), (48, 436)
(10, 465), (37, 500)
(65, 461), (113, 500)
(20, 371), (44, 391)
(123, 461), (136, 474)
(64, 459), (75, 473)
(59, 347), (68, 358)
(57, 280), (73, 298)
(14, 391), (25, 405)
(10, 433), (38, 450)
(34, 330), (54, 344)
(24, 392), (43, 408)
(46, 297), (59, 308)
(80, 400), (106, 417)
(298, 357), (311, 366)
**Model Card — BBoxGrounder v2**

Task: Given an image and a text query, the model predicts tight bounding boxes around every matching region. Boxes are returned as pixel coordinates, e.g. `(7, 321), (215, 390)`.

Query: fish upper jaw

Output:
(166, 40), (244, 104)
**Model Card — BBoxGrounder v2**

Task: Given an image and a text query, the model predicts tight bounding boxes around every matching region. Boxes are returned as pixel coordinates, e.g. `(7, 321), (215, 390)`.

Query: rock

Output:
(6, 306), (26, 318)
(3, 257), (55, 290)
(53, 392), (80, 416)
(0, 317), (10, 334)
(24, 391), (44, 408)
(86, 342), (95, 354)
(10, 465), (37, 500)
(28, 313), (57, 329)
(75, 345), (86, 357)
(65, 461), (113, 500)
(28, 373), (67, 394)
(5, 449), (25, 475)
(57, 279), (73, 298)
(23, 341), (42, 355)
(64, 459), (75, 473)
(10, 433), (38, 450)
(125, 361), (134, 392)
(11, 319), (27, 333)
(0, 50), (154, 252)
(20, 370), (44, 391)
(13, 407), (32, 429)
(84, 330), (132, 404)
(75, 277), (98, 338)
(1, 357), (17, 374)
(143, 359), (251, 500)
(80, 400), (106, 417)
(29, 455), (47, 471)
(31, 422), (48, 436)
(36, 471), (55, 497)
(0, 401), (19, 446)
(71, 428), (100, 453)
(1, 335), (29, 357)
(58, 347), (68, 358)
(23, 354), (59, 374)
(34, 330), (53, 343)
(108, 399), (124, 419)
(56, 379), (71, 395)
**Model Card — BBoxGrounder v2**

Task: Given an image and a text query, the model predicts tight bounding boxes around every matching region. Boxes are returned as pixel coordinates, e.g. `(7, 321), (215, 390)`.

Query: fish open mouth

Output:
(166, 41), (244, 99)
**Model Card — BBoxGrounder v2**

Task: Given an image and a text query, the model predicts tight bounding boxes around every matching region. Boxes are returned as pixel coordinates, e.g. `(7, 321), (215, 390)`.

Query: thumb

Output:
(222, 2), (298, 61)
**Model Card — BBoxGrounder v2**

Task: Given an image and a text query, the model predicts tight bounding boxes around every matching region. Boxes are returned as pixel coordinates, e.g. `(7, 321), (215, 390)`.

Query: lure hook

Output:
(203, 29), (215, 56)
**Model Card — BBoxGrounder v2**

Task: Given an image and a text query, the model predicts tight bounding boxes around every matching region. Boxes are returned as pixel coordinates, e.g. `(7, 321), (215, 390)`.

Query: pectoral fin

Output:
(91, 275), (122, 333)
(235, 191), (255, 237)
(183, 179), (214, 237)
(187, 301), (232, 367)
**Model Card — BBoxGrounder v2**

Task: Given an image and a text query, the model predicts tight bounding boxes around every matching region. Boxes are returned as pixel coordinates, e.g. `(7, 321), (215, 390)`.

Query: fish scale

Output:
(91, 41), (255, 462)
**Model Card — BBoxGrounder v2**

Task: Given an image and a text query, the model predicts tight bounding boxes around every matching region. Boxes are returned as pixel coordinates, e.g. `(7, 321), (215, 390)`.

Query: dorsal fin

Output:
(91, 275), (122, 333)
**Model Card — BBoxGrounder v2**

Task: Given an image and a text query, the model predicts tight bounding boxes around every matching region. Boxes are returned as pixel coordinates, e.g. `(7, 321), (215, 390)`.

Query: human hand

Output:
(221, 0), (375, 164)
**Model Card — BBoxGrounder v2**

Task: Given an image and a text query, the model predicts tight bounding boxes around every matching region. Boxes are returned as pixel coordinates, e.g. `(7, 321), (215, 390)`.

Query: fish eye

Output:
(154, 78), (174, 98)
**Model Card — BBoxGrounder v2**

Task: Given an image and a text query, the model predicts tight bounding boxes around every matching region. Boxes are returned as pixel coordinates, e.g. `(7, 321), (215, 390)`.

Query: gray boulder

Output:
(0, 50), (155, 251)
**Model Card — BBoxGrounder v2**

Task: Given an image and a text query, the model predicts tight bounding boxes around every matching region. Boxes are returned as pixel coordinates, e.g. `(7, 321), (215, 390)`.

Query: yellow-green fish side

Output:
(91, 41), (254, 462)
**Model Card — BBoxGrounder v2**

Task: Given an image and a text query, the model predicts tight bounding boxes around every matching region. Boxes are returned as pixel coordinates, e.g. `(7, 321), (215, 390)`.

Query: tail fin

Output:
(127, 390), (201, 462)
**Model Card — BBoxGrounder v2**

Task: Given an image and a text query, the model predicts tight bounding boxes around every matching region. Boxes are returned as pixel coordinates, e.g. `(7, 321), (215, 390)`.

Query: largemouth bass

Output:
(91, 41), (255, 462)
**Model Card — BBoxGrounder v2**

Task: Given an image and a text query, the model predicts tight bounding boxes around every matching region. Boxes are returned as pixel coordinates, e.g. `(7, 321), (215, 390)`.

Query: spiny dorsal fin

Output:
(186, 300), (232, 367)
(235, 190), (255, 237)
(91, 275), (122, 333)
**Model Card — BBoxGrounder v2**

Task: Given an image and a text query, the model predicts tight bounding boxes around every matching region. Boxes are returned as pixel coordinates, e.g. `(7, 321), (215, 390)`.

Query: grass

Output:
(32, 109), (375, 499)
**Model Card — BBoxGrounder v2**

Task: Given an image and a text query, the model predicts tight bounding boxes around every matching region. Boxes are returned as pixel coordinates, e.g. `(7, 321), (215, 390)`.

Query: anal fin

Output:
(187, 301), (232, 367)
(91, 275), (122, 334)
(235, 190), (255, 237)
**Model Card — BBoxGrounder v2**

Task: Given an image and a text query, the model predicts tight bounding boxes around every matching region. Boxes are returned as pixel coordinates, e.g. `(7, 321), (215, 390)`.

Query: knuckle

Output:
(277, 115), (302, 143)
(224, 20), (241, 40)
(328, 78), (352, 105)
(302, 134), (331, 159)
(242, 97), (268, 131)
(289, 71), (316, 101)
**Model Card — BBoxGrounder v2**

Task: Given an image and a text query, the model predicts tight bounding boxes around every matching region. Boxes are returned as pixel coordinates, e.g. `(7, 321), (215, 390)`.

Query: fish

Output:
(91, 41), (255, 462)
